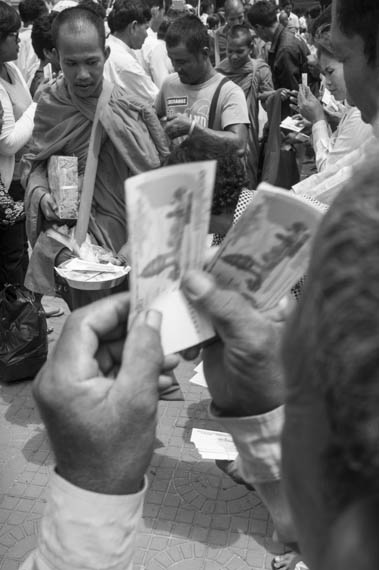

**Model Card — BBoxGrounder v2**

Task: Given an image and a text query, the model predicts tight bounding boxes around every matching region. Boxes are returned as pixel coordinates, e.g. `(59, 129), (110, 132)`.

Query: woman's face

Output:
(0, 30), (20, 64)
(319, 52), (347, 102)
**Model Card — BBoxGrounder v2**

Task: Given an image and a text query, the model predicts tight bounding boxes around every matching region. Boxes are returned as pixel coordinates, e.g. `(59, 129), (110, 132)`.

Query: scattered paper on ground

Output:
(191, 428), (238, 460)
(189, 362), (208, 388)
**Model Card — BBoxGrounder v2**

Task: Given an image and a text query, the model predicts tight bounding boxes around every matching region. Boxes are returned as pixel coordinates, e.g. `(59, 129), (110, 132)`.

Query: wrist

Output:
(56, 466), (145, 495)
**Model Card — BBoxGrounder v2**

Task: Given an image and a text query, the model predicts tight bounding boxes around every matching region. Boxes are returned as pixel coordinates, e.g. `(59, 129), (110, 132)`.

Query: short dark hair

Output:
(79, 0), (107, 19)
(165, 14), (209, 55)
(31, 13), (57, 60)
(336, 0), (379, 65)
(227, 23), (252, 45)
(108, 0), (151, 34)
(18, 0), (48, 25)
(0, 1), (20, 42)
(51, 6), (106, 51)
(165, 138), (247, 215)
(247, 1), (277, 28)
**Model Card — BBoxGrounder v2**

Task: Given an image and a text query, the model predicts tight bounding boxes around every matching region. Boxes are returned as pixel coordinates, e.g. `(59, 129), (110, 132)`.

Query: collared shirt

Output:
(104, 34), (159, 106)
(141, 29), (173, 89)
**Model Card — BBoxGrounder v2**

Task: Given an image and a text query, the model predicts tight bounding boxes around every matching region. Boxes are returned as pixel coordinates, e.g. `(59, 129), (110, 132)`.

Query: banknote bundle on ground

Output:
(125, 162), (327, 355)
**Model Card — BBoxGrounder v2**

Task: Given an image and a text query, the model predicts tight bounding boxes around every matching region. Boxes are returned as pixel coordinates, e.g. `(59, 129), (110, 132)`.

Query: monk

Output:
(22, 6), (169, 309)
(217, 23), (273, 187)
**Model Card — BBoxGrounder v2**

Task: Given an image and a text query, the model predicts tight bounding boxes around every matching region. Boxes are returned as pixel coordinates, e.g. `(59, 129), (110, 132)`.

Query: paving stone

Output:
(0, 315), (285, 569)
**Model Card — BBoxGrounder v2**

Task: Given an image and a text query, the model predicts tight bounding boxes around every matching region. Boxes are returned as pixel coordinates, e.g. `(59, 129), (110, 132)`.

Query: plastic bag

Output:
(0, 286), (48, 382)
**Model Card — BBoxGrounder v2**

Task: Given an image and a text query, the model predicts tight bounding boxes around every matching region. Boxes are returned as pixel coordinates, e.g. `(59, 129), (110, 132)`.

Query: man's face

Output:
(167, 42), (207, 84)
(331, 0), (379, 124)
(225, 5), (244, 27)
(56, 23), (109, 99)
(227, 35), (250, 69)
(284, 3), (292, 16)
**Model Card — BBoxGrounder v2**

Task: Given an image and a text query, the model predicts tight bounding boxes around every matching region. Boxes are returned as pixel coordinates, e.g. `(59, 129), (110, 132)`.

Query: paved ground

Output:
(0, 295), (285, 570)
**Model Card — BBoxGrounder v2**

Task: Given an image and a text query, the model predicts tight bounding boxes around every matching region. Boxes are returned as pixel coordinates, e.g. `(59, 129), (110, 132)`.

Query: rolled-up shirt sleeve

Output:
(209, 403), (284, 485)
(20, 471), (147, 570)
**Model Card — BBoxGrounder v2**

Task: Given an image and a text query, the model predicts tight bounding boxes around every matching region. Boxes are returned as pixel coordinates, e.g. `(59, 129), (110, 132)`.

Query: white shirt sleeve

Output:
(20, 471), (147, 570)
(149, 42), (173, 90)
(209, 404), (284, 485)
(311, 119), (331, 172)
(0, 89), (36, 157)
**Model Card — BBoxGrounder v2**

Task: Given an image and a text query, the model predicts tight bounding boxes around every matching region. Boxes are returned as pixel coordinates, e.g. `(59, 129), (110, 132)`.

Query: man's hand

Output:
(33, 294), (178, 494)
(182, 271), (289, 417)
(297, 85), (325, 124)
(40, 193), (60, 221)
(165, 114), (192, 140)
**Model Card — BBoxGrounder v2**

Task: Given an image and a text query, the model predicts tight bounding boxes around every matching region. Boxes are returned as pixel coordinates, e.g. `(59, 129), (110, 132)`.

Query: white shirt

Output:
(287, 12), (299, 33)
(311, 104), (372, 172)
(104, 34), (159, 106)
(0, 63), (36, 190)
(21, 472), (147, 570)
(141, 29), (173, 89)
(16, 26), (40, 87)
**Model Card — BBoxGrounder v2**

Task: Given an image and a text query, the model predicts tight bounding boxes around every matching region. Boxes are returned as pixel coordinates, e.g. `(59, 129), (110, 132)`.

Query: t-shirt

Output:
(155, 72), (249, 136)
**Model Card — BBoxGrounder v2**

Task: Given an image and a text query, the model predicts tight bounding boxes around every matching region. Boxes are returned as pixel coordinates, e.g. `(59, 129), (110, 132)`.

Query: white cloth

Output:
(293, 131), (377, 205)
(20, 471), (147, 570)
(16, 26), (40, 87)
(141, 30), (173, 89)
(210, 404), (285, 484)
(287, 12), (299, 33)
(311, 104), (372, 172)
(104, 34), (159, 106)
(0, 63), (36, 190)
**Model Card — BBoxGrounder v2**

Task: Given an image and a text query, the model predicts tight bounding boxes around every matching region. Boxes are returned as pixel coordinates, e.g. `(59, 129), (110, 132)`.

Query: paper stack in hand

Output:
(125, 163), (326, 355)
(190, 428), (238, 461)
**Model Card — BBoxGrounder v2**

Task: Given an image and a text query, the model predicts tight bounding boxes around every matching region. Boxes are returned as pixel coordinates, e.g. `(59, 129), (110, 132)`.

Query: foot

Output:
(215, 459), (255, 491)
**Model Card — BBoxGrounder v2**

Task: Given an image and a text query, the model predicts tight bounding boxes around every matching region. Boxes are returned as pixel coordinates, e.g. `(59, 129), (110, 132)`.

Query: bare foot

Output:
(271, 552), (306, 570)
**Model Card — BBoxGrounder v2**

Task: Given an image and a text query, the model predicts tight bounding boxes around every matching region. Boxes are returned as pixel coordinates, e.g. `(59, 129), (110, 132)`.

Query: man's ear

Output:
(104, 45), (111, 61)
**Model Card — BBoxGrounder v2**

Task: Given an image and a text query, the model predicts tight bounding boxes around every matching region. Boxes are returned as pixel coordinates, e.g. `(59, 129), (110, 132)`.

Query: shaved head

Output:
(224, 0), (244, 26)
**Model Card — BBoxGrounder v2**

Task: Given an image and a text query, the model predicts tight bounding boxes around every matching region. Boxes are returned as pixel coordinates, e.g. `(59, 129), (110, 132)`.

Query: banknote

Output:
(207, 183), (327, 312)
(125, 161), (217, 355)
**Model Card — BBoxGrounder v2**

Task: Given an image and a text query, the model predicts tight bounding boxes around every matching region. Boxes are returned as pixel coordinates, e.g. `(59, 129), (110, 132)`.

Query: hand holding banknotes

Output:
(182, 271), (291, 417)
(165, 114), (194, 140)
(33, 294), (179, 494)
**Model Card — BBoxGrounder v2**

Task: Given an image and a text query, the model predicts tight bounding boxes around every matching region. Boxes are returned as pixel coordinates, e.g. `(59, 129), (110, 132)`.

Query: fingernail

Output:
(182, 271), (213, 300)
(145, 309), (162, 331)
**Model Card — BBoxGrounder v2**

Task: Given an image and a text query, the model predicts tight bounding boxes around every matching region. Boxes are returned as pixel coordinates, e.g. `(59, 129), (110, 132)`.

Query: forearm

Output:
(20, 471), (146, 570)
(312, 119), (331, 172)
(192, 122), (246, 155)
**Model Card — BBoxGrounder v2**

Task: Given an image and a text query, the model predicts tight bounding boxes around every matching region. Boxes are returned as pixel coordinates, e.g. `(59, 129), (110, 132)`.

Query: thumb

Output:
(112, 310), (164, 409)
(182, 270), (259, 342)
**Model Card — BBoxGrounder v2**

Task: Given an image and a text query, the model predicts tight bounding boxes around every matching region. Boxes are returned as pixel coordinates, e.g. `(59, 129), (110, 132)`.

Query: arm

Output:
(257, 63), (274, 111)
(115, 61), (159, 107)
(0, 89), (36, 156)
(312, 119), (332, 171)
(20, 294), (179, 570)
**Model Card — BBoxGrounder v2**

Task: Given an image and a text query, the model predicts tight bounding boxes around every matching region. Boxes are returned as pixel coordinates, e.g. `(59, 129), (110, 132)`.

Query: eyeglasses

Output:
(7, 32), (19, 41)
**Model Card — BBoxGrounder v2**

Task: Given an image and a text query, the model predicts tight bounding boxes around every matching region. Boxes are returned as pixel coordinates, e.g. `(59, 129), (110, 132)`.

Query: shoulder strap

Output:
(208, 76), (231, 131)
(74, 81), (113, 247)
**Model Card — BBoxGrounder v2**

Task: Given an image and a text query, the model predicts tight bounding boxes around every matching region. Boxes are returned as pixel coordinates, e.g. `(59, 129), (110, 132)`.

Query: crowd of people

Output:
(1, 0), (379, 568)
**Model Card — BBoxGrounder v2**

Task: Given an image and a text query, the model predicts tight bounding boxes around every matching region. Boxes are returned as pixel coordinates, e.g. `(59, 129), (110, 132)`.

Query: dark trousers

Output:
(0, 181), (29, 289)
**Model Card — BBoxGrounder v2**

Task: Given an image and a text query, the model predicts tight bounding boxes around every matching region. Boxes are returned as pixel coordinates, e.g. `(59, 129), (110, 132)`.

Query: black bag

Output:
(0, 286), (48, 382)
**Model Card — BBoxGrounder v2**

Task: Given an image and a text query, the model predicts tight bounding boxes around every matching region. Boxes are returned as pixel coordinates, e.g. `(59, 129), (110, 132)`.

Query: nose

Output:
(76, 65), (91, 81)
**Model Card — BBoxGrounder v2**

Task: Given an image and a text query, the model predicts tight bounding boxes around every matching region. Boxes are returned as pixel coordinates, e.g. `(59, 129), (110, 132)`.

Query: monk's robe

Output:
(22, 77), (169, 303)
(217, 57), (273, 188)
